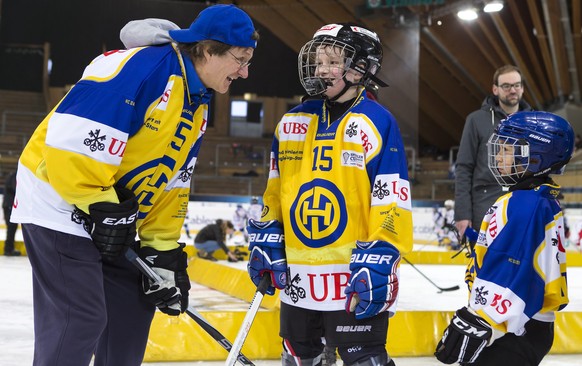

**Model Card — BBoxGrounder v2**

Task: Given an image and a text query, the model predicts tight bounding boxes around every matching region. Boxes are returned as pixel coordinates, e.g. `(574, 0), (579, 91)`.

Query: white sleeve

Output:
(120, 18), (180, 49)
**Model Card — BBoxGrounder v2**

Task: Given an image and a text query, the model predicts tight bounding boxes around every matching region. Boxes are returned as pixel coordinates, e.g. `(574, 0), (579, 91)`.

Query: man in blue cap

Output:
(11, 4), (258, 366)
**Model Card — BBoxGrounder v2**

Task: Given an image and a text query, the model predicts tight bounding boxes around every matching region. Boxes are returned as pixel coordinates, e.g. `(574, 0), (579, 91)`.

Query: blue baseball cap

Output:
(169, 4), (257, 48)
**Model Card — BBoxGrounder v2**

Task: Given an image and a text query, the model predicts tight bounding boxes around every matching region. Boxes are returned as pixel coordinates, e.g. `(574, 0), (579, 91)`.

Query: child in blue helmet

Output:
(435, 111), (575, 365)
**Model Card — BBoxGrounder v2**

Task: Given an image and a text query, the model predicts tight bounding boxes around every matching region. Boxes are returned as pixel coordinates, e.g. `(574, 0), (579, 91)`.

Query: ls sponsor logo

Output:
(490, 293), (512, 315)
(372, 177), (409, 202)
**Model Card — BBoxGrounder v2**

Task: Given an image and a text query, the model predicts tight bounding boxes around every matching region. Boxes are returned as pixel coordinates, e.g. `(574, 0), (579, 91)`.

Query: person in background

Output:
(194, 219), (238, 262)
(454, 65), (532, 238)
(232, 203), (249, 232)
(442, 199), (459, 250)
(10, 4), (258, 366)
(435, 111), (574, 365)
(433, 204), (446, 246)
(247, 196), (263, 222)
(2, 169), (20, 256)
(246, 23), (412, 366)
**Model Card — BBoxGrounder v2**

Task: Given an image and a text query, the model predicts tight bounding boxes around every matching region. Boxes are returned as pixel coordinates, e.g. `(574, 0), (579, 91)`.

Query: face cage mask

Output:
(298, 38), (356, 96)
(487, 133), (530, 188)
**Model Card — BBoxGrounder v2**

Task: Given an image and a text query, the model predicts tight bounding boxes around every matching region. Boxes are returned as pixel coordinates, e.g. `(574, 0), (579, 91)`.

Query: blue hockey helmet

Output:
(487, 111), (574, 187)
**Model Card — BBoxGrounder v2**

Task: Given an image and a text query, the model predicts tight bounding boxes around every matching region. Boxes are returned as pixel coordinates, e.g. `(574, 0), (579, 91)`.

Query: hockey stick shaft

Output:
(225, 275), (271, 366)
(402, 257), (460, 292)
(124, 248), (255, 366)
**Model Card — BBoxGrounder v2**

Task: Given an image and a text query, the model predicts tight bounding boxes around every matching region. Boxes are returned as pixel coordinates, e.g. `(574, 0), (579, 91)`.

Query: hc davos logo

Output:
(290, 179), (347, 248)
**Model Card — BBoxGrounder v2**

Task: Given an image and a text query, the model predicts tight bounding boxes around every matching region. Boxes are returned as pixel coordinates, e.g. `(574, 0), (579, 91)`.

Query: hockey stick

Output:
(225, 275), (271, 366)
(124, 248), (255, 366)
(402, 257), (460, 293)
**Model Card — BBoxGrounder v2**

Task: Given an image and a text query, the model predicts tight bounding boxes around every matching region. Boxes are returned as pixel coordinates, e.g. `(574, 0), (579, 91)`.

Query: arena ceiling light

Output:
(483, 0), (504, 13)
(457, 7), (478, 21)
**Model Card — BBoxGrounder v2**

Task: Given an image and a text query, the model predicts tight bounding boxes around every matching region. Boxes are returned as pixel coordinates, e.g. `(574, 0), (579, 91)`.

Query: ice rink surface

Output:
(1, 253), (581, 366)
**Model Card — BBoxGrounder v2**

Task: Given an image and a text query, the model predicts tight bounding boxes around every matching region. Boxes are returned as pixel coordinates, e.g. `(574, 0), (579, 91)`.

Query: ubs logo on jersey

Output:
(290, 179), (347, 248)
(373, 179), (390, 199)
(285, 269), (351, 304)
(84, 129), (126, 157)
(282, 121), (308, 135)
(474, 286), (489, 305)
(346, 122), (358, 138)
(84, 129), (106, 152)
(361, 129), (374, 153)
(178, 166), (193, 182)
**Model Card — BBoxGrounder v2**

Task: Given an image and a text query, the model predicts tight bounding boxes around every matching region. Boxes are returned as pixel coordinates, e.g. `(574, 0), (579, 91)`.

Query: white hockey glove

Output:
(139, 243), (191, 316)
(345, 240), (400, 319)
(435, 306), (492, 364)
(120, 18), (179, 48)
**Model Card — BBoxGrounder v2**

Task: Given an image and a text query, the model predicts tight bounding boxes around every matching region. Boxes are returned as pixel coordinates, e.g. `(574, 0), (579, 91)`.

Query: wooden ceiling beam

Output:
(417, 81), (463, 148)
(527, 0), (559, 98)
(475, 17), (512, 66)
(303, 0), (356, 26)
(544, 0), (571, 98)
(490, 12), (544, 108)
(460, 21), (500, 72)
(260, 0), (320, 42)
(572, 0), (582, 103)
(506, 0), (553, 101)
(236, 0), (306, 52)
(421, 27), (491, 99)
(419, 32), (483, 102)
(418, 48), (477, 123)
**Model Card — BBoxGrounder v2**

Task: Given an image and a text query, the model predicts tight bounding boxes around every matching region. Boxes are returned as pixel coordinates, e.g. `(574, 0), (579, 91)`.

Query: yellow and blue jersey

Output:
(12, 44), (210, 251)
(262, 89), (413, 311)
(466, 184), (569, 335)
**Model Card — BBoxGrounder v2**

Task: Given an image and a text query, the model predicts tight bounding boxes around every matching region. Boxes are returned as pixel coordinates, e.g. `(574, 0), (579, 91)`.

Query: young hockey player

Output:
(443, 200), (459, 250)
(246, 23), (413, 366)
(248, 196), (263, 222)
(435, 111), (574, 365)
(434, 200), (459, 249)
(232, 204), (250, 232)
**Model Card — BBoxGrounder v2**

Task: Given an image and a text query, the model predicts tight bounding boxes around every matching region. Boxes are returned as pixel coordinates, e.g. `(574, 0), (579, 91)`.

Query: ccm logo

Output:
(350, 253), (393, 265)
(248, 233), (284, 243)
(452, 317), (489, 338)
(101, 213), (137, 226)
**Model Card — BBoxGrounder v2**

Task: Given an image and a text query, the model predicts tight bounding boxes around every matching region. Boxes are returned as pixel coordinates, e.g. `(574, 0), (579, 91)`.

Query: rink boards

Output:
(143, 249), (582, 362)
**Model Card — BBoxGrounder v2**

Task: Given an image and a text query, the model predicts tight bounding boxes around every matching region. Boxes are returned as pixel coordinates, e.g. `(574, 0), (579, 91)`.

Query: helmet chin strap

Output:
(326, 75), (359, 102)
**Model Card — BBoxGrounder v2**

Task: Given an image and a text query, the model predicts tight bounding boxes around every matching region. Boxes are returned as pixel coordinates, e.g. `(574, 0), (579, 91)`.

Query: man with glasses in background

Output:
(454, 65), (533, 238)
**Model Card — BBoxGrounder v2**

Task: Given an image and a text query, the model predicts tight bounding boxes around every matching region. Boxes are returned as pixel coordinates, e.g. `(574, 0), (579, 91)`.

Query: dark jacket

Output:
(2, 171), (17, 211)
(194, 223), (228, 253)
(454, 96), (533, 228)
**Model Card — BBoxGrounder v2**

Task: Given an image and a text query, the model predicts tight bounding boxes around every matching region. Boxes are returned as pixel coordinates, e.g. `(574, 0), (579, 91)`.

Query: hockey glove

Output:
(345, 240), (400, 320)
(139, 244), (191, 316)
(435, 306), (492, 364)
(75, 186), (139, 262)
(247, 219), (287, 295)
